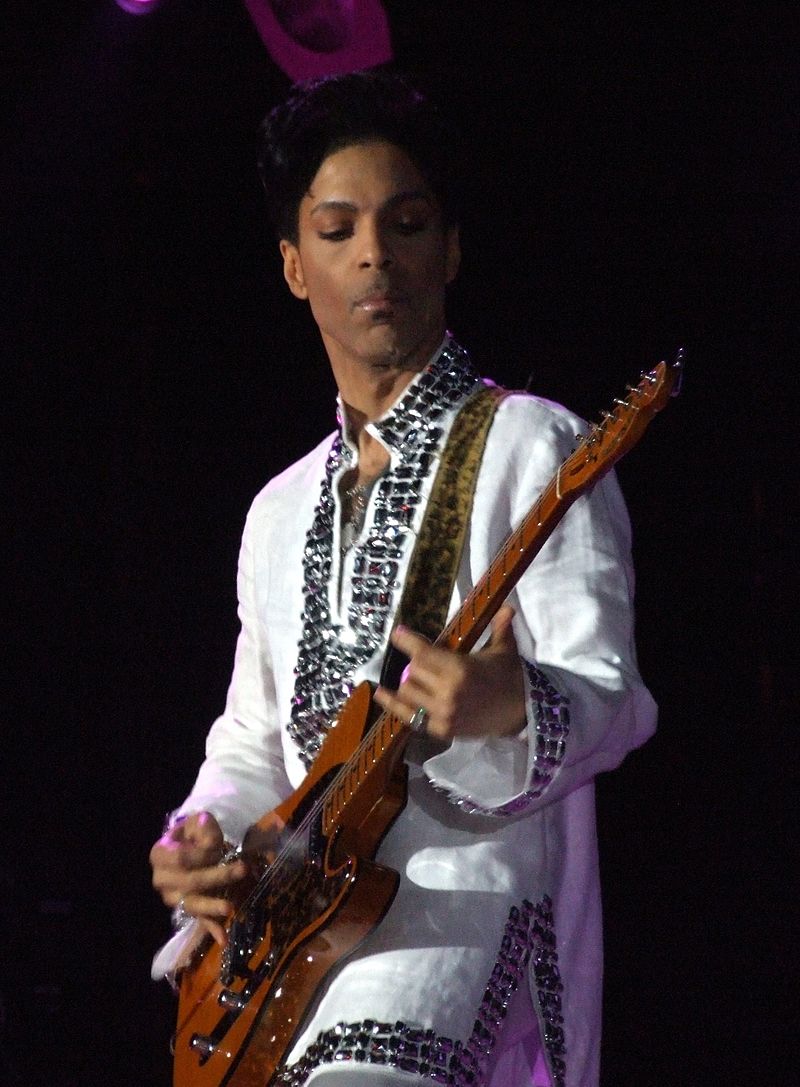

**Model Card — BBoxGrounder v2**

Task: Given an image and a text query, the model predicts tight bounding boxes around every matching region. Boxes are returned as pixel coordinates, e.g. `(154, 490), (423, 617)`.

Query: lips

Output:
(353, 286), (407, 311)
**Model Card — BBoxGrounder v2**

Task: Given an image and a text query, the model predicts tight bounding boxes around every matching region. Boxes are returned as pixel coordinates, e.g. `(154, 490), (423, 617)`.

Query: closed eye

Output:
(318, 227), (353, 241)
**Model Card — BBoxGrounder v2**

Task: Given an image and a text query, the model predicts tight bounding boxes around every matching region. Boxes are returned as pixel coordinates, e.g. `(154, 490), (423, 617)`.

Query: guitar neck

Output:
(438, 354), (682, 656)
(321, 353), (682, 835)
(438, 471), (573, 657)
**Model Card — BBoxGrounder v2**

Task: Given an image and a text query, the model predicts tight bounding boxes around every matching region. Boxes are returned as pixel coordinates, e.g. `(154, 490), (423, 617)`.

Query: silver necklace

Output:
(341, 474), (381, 552)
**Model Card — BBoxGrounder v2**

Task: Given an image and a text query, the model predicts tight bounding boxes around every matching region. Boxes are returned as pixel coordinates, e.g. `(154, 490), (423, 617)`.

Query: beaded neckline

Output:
(286, 337), (481, 766)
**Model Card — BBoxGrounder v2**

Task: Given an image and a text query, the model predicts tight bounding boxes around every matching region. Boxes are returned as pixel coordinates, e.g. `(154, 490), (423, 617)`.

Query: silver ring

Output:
(408, 706), (429, 734)
(171, 897), (190, 930)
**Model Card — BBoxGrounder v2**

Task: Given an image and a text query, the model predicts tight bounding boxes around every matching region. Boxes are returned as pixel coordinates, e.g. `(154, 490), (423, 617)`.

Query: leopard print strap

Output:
(394, 384), (510, 644)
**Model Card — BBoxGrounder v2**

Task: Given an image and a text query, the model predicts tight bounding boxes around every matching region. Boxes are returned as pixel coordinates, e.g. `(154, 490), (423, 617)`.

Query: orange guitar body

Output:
(170, 351), (682, 1087)
(173, 682), (406, 1087)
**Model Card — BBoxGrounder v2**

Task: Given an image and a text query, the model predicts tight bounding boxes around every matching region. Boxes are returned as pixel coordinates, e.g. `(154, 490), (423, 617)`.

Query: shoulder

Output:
(476, 388), (632, 549)
(494, 388), (585, 437)
(486, 389), (586, 472)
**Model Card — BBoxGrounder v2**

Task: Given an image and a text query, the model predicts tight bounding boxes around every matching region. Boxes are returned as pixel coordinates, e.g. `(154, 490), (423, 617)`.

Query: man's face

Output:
(280, 140), (460, 377)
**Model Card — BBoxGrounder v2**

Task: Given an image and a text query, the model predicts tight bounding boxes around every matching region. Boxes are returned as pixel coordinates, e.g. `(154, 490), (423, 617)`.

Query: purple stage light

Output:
(243, 0), (392, 81)
(114, 0), (163, 14)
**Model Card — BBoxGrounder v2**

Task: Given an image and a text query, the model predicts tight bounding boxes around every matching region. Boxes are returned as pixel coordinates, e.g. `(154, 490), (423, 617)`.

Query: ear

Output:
(444, 225), (461, 285)
(280, 239), (308, 300)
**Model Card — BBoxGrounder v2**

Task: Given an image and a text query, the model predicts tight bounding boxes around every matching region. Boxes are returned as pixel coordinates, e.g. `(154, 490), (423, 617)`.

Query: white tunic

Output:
(160, 339), (657, 1087)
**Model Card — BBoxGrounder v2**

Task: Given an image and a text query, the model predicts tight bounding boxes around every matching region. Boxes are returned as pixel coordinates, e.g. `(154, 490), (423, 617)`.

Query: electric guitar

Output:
(172, 349), (683, 1087)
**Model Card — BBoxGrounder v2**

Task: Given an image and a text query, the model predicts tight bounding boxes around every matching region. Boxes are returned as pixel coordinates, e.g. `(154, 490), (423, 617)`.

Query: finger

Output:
(172, 891), (236, 920)
(243, 819), (286, 859)
(486, 604), (518, 652)
(374, 686), (449, 740)
(150, 811), (222, 862)
(149, 841), (184, 870)
(386, 670), (436, 711)
(185, 860), (247, 891)
(177, 811), (224, 854)
(373, 686), (420, 725)
(150, 838), (224, 875)
(198, 916), (230, 948)
(404, 654), (452, 694)
(153, 859), (246, 896)
(390, 624), (434, 660)
(189, 810), (225, 846)
(179, 840), (226, 870)
(390, 628), (456, 690)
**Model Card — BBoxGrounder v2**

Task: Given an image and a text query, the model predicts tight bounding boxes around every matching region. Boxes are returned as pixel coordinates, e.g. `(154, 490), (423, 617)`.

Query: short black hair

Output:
(257, 69), (459, 243)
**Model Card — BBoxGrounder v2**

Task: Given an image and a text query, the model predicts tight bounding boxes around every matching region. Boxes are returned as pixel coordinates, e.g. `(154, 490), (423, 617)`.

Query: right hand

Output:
(150, 811), (246, 947)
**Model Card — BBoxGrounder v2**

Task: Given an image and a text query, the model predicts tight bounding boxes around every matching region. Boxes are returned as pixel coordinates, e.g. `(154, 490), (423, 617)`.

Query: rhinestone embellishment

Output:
(428, 661), (571, 817)
(276, 896), (566, 1086)
(287, 340), (481, 767)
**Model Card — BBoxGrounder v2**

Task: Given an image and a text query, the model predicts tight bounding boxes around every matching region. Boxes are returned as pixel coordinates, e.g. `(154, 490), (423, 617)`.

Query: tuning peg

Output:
(190, 1033), (216, 1058)
(670, 347), (685, 396)
(218, 988), (249, 1012)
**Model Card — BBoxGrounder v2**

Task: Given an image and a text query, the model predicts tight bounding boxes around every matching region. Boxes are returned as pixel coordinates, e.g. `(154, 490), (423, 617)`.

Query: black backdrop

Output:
(3, 2), (796, 1084)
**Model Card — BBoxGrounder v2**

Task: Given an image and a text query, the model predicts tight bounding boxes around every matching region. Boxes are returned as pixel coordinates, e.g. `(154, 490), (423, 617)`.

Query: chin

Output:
(358, 324), (434, 371)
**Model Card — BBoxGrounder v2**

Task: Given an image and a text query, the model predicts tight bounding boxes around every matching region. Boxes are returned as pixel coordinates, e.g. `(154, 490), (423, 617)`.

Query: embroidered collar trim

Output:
(287, 336), (481, 766)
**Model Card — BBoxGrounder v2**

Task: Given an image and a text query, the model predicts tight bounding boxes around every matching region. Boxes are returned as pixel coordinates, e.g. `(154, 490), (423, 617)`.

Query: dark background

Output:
(2, 1), (797, 1084)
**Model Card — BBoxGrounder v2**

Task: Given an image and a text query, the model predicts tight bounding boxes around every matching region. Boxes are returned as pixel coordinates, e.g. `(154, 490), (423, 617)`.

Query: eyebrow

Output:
(308, 189), (434, 216)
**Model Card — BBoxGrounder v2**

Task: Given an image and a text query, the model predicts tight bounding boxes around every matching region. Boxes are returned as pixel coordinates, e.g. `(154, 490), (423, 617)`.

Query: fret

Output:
(365, 733), (377, 765)
(316, 354), (679, 865)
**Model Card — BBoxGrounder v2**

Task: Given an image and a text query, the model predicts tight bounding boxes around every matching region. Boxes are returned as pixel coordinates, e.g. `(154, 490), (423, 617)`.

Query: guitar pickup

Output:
(220, 919), (253, 985)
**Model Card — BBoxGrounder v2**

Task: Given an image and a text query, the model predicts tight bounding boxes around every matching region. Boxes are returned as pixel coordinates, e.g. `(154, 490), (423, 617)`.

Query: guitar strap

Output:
(380, 384), (511, 690)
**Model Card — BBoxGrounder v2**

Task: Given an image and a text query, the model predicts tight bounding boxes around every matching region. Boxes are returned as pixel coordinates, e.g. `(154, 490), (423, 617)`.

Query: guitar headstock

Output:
(558, 348), (684, 498)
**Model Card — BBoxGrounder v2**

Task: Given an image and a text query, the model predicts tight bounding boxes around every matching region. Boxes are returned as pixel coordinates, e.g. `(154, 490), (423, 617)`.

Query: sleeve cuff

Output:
(422, 658), (571, 817)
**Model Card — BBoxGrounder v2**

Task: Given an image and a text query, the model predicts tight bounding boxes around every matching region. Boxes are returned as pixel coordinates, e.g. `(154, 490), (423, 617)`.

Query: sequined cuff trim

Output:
(276, 896), (565, 1087)
(427, 661), (570, 818)
(522, 660), (571, 799)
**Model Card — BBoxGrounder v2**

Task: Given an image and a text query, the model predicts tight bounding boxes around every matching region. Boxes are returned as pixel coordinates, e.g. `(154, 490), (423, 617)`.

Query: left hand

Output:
(373, 604), (527, 741)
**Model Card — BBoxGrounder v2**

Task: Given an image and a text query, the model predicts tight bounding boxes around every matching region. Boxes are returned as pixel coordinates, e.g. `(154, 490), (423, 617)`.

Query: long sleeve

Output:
(154, 344), (653, 1083)
(423, 393), (657, 815)
(171, 501), (293, 844)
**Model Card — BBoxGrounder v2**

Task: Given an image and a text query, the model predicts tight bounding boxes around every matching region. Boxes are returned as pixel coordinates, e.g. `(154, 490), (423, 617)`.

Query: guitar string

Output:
(232, 382), (650, 921)
(239, 468), (572, 911)
(236, 708), (407, 916)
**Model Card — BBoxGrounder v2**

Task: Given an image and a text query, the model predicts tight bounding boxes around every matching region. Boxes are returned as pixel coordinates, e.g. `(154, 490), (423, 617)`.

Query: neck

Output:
(340, 402), (391, 476)
(325, 331), (447, 429)
(338, 370), (414, 438)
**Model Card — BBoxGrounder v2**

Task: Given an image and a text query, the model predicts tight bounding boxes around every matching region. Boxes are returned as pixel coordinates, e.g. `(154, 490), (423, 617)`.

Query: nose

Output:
(357, 218), (393, 269)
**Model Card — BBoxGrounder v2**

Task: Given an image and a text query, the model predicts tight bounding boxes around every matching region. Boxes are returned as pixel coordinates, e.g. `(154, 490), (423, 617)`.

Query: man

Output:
(150, 70), (656, 1087)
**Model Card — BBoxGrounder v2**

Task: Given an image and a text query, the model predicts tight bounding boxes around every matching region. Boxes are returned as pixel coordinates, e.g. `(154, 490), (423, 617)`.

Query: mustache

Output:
(352, 280), (406, 306)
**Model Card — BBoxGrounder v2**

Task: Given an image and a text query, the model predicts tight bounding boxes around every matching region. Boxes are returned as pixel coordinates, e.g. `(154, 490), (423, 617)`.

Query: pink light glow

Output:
(243, 0), (392, 82)
(114, 0), (163, 14)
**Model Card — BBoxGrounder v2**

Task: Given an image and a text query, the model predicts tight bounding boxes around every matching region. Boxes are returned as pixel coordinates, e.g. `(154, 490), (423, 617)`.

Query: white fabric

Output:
(159, 359), (656, 1087)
